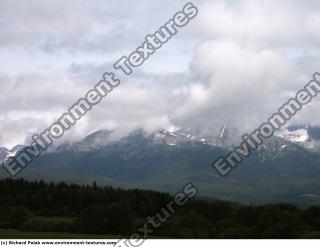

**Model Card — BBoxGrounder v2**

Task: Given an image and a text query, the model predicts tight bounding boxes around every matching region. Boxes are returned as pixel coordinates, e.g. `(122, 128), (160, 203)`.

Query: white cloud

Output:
(1, 0), (320, 148)
(170, 40), (295, 134)
(197, 0), (320, 49)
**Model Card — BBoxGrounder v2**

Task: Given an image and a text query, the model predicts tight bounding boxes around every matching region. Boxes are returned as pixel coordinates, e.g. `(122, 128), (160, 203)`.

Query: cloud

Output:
(170, 40), (295, 134)
(1, 0), (320, 148)
(197, 0), (320, 49)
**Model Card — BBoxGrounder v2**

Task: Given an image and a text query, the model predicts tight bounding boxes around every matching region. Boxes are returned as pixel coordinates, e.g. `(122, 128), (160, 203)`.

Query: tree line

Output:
(1, 178), (320, 238)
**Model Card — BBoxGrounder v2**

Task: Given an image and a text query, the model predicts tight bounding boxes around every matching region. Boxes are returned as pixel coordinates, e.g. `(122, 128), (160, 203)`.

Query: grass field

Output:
(0, 229), (120, 239)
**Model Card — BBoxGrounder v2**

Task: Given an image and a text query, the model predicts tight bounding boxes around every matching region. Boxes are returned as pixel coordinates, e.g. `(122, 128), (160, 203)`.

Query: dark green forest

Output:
(1, 178), (320, 238)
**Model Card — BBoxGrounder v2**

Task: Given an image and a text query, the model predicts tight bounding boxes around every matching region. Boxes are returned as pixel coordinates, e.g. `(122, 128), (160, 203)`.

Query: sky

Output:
(1, 0), (320, 148)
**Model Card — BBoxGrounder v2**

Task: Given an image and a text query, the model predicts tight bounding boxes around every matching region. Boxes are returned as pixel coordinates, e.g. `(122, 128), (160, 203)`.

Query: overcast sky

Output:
(1, 0), (320, 148)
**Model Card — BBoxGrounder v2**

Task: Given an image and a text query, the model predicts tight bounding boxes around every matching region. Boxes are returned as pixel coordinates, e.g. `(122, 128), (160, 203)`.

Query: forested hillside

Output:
(1, 178), (320, 238)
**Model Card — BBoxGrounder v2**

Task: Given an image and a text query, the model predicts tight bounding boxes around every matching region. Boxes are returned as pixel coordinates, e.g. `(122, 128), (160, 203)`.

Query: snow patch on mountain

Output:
(0, 145), (28, 165)
(275, 129), (309, 143)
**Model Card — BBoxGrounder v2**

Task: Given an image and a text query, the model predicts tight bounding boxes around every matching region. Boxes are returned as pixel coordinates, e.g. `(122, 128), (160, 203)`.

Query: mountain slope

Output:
(1, 126), (318, 206)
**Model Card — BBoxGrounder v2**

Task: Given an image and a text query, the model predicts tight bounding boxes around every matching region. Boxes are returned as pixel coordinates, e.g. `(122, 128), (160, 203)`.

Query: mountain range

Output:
(1, 125), (320, 206)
